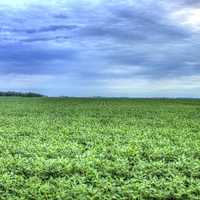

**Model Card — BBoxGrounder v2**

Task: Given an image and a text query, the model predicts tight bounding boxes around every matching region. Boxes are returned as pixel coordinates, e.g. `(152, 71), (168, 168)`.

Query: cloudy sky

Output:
(0, 0), (200, 97)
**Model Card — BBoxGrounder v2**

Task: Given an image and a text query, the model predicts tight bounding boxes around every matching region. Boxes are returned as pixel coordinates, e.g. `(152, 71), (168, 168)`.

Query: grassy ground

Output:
(0, 97), (200, 199)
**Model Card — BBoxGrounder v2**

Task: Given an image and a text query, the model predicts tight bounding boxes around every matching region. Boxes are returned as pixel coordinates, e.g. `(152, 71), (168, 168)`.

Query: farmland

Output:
(0, 97), (200, 199)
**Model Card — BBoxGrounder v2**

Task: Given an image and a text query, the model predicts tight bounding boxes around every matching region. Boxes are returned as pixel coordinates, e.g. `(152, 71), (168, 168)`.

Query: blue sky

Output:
(0, 0), (200, 97)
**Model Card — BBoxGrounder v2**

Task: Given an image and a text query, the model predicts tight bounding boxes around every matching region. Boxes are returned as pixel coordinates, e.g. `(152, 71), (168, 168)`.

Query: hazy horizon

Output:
(0, 0), (200, 97)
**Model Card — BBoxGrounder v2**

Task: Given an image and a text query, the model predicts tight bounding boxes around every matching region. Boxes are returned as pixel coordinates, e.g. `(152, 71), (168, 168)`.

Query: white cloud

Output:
(171, 8), (200, 32)
(0, 0), (30, 8)
(100, 65), (145, 75)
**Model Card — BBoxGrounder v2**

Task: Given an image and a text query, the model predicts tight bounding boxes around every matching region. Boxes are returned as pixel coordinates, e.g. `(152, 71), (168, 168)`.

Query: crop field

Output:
(0, 97), (200, 199)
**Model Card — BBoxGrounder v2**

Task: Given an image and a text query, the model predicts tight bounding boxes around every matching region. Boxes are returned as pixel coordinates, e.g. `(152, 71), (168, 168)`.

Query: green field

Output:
(0, 97), (200, 199)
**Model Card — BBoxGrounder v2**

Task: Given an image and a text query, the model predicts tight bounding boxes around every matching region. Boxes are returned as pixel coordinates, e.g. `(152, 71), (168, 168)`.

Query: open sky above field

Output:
(0, 0), (200, 97)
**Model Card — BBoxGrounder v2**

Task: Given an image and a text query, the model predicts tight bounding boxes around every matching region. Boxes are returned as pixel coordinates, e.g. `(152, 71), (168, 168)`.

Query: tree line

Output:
(0, 91), (44, 97)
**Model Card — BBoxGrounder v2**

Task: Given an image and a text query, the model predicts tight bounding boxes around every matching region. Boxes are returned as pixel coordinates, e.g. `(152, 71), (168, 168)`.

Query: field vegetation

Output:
(0, 97), (200, 199)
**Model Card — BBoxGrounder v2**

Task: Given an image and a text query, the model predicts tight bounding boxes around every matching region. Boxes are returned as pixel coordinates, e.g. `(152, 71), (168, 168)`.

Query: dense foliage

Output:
(0, 97), (200, 199)
(0, 91), (44, 97)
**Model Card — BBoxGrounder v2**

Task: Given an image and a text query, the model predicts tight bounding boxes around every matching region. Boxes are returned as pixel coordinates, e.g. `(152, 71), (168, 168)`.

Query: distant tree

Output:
(0, 91), (44, 97)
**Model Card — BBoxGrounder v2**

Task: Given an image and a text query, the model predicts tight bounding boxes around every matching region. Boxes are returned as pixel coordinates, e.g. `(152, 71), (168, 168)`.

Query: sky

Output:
(0, 0), (200, 97)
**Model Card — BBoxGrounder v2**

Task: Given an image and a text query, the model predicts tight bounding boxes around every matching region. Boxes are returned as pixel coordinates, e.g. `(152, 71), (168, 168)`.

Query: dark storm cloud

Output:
(0, 44), (77, 62)
(1, 25), (78, 34)
(108, 6), (189, 40)
(20, 36), (69, 43)
(0, 43), (78, 74)
(25, 25), (78, 33)
(53, 14), (68, 19)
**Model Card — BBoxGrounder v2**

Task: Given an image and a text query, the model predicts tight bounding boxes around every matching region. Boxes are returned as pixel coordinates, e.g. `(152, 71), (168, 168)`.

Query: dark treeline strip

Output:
(0, 91), (44, 97)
